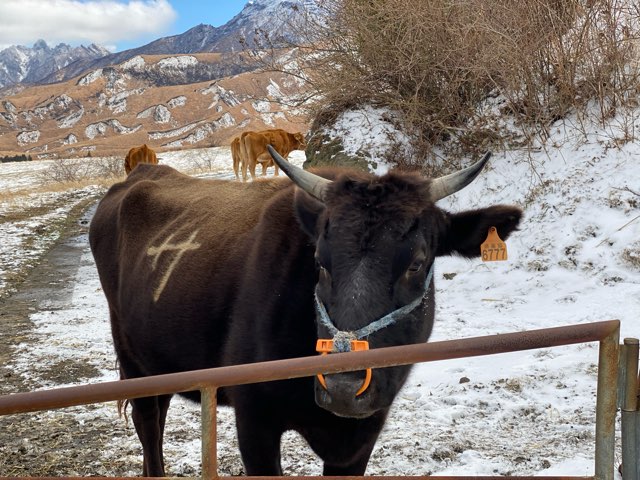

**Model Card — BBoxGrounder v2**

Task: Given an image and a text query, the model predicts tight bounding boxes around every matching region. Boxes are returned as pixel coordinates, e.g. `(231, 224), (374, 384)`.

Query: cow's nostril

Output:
(324, 372), (367, 397)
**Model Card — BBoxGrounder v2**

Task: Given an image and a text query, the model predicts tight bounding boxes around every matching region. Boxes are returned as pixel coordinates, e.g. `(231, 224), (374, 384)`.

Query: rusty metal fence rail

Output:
(0, 319), (631, 480)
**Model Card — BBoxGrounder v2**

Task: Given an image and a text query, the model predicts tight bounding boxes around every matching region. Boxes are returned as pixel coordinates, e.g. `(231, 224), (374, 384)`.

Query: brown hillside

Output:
(0, 53), (309, 159)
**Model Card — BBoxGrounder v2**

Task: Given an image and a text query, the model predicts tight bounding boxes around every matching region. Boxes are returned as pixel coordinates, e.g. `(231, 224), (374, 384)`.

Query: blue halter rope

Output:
(314, 263), (435, 353)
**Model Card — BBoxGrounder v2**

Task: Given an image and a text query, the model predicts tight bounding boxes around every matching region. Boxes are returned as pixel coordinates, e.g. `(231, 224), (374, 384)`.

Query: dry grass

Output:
(622, 244), (640, 270)
(0, 174), (118, 208)
(257, 0), (640, 167)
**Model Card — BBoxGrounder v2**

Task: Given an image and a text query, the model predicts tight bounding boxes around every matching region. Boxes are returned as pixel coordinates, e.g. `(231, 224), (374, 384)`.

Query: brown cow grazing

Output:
(240, 128), (306, 181)
(124, 144), (158, 174)
(89, 146), (522, 476)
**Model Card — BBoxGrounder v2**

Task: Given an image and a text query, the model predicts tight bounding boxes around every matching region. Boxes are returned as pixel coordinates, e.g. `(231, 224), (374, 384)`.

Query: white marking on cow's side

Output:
(147, 230), (201, 302)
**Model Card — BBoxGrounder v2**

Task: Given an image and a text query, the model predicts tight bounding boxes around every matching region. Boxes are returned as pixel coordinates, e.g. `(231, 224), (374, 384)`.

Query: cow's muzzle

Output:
(316, 339), (372, 396)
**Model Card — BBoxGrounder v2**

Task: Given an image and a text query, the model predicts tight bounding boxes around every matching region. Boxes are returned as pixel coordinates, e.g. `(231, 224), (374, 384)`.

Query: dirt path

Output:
(0, 203), (95, 391)
(0, 203), (135, 476)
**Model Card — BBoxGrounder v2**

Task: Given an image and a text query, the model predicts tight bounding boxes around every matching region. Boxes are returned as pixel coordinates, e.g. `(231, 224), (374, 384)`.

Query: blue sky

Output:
(120, 0), (248, 50)
(0, 1), (249, 52)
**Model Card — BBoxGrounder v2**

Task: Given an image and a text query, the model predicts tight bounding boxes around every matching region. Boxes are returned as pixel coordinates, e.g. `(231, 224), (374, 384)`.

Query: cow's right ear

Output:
(293, 188), (325, 239)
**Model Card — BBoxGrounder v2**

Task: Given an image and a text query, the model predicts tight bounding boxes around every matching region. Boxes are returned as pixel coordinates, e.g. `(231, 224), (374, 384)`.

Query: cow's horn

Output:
(430, 152), (492, 202)
(267, 145), (331, 202)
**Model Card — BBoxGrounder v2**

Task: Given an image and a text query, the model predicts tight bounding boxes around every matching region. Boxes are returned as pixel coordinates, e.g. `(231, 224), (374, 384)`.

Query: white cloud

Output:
(0, 0), (177, 49)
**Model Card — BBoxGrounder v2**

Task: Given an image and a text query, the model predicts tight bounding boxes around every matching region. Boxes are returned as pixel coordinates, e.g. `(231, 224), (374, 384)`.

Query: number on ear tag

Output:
(481, 226), (508, 262)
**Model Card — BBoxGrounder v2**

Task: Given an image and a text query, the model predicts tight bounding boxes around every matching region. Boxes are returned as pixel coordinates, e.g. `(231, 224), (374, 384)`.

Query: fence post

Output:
(621, 338), (639, 480)
(595, 325), (620, 480)
(201, 386), (218, 480)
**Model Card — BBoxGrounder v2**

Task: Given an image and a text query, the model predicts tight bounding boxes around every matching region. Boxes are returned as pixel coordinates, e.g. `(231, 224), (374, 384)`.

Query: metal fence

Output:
(0, 319), (636, 480)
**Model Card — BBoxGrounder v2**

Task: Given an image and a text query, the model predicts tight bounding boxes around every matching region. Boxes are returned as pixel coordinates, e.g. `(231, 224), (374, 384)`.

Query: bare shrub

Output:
(622, 244), (640, 270)
(38, 158), (95, 184)
(92, 156), (125, 179)
(38, 156), (124, 185)
(186, 152), (218, 174)
(252, 0), (640, 165)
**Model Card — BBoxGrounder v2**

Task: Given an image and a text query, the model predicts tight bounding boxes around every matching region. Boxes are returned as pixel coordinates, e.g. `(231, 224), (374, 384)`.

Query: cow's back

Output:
(89, 164), (295, 377)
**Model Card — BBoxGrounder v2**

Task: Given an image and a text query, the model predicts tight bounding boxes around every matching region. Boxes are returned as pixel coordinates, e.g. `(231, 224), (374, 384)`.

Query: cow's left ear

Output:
(437, 205), (523, 258)
(293, 188), (325, 239)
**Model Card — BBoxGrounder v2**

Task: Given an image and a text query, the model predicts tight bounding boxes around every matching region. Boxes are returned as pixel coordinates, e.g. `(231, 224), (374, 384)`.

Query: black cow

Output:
(89, 146), (522, 476)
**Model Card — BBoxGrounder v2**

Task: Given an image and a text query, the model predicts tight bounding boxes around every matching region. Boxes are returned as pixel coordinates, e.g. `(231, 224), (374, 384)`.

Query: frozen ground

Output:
(0, 114), (638, 477)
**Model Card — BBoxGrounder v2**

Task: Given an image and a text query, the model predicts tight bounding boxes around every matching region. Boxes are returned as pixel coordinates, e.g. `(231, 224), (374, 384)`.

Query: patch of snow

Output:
(84, 122), (107, 139)
(120, 55), (146, 72)
(77, 69), (103, 86)
(3, 100), (17, 113)
(259, 111), (286, 126)
(137, 105), (172, 123)
(266, 79), (284, 99)
(60, 134), (78, 145)
(167, 96), (187, 108)
(103, 88), (145, 113)
(154, 105), (171, 123)
(163, 124), (214, 148)
(57, 107), (84, 128)
(202, 84), (241, 108)
(28, 95), (74, 120)
(84, 120), (140, 139)
(213, 112), (235, 129)
(0, 111), (17, 125)
(16, 130), (40, 145)
(325, 105), (414, 175)
(149, 122), (199, 140)
(252, 100), (271, 113)
(157, 55), (198, 69)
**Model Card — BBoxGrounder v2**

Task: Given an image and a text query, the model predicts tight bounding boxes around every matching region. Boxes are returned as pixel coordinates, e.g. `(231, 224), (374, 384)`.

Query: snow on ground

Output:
(0, 112), (638, 477)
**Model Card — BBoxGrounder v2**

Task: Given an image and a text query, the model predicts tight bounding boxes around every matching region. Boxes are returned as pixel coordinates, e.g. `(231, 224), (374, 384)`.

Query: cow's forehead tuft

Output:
(325, 171), (431, 214)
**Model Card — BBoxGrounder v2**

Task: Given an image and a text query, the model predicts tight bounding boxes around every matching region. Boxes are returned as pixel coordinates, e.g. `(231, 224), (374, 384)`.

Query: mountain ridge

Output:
(0, 0), (320, 89)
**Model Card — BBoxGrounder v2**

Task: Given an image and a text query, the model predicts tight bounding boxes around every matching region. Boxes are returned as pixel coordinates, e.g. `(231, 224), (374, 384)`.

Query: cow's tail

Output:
(116, 361), (131, 425)
(117, 399), (131, 425)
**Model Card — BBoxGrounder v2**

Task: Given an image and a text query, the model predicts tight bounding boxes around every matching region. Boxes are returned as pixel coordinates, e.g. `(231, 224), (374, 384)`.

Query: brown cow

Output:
(239, 129), (306, 181)
(232, 133), (272, 181)
(124, 144), (158, 174)
(231, 136), (244, 180)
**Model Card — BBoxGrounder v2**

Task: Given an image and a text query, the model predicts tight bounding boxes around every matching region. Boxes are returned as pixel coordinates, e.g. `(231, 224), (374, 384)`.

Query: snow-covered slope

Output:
(0, 105), (637, 475)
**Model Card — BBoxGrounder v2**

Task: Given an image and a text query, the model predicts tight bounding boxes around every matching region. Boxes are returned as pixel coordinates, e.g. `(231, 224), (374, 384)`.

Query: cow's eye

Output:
(316, 256), (330, 275)
(407, 259), (424, 274)
(318, 266), (332, 283)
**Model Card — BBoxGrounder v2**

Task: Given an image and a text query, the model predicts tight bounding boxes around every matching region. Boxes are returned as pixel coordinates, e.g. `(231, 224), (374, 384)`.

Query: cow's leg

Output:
(274, 164), (280, 176)
(241, 157), (249, 182)
(233, 158), (239, 180)
(260, 162), (268, 176)
(130, 394), (172, 477)
(300, 410), (386, 476)
(322, 443), (375, 476)
(249, 161), (257, 181)
(235, 407), (283, 475)
(157, 394), (172, 473)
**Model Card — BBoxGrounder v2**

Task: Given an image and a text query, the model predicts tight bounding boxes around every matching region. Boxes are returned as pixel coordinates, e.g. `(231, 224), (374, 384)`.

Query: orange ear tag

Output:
(481, 226), (508, 262)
